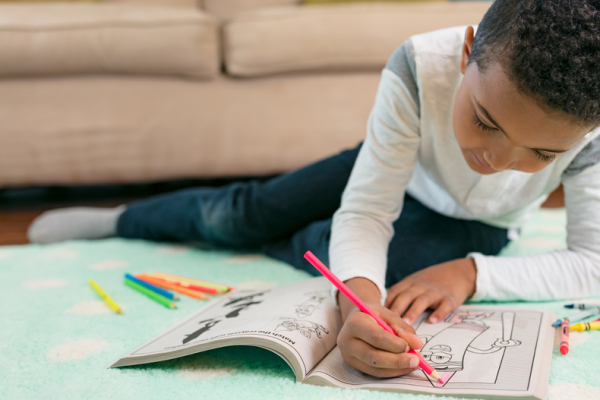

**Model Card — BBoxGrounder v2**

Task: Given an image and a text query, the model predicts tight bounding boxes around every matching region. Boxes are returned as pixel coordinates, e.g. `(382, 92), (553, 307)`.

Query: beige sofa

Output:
(0, 0), (491, 188)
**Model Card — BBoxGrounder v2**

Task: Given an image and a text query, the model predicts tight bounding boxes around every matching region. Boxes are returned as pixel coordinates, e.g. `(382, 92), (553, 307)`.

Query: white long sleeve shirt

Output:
(329, 26), (600, 306)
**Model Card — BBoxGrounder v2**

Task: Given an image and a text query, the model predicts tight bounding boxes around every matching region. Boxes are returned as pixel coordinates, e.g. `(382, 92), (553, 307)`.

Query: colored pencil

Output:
(552, 306), (600, 327)
(136, 274), (210, 300)
(570, 321), (600, 331)
(143, 275), (222, 294)
(125, 279), (176, 309)
(564, 303), (600, 310)
(303, 251), (441, 383)
(125, 273), (179, 301)
(89, 279), (123, 314)
(152, 272), (232, 291)
(151, 272), (232, 292)
(559, 319), (569, 355)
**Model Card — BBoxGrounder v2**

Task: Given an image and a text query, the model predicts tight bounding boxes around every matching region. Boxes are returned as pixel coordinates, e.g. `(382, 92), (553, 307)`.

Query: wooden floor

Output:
(0, 186), (566, 247)
(0, 211), (43, 246)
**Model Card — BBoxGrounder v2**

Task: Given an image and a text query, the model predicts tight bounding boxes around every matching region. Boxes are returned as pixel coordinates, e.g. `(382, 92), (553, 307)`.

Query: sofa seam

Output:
(225, 8), (485, 26)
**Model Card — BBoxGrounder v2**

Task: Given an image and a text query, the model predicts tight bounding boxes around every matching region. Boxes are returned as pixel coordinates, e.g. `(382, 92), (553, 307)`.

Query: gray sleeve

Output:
(563, 133), (600, 177)
(384, 40), (419, 116)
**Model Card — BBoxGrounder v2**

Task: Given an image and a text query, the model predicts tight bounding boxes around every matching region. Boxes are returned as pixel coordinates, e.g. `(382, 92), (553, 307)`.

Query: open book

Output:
(111, 277), (555, 399)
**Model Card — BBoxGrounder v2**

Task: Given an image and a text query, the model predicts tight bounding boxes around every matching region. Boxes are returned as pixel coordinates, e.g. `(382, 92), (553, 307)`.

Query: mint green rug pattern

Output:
(2, 209), (600, 400)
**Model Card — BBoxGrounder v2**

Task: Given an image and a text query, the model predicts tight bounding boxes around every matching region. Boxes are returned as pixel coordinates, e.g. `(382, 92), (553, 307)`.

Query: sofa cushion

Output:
(104, 0), (199, 8)
(0, 73), (378, 186)
(204, 0), (300, 20)
(224, 2), (491, 77)
(0, 3), (219, 79)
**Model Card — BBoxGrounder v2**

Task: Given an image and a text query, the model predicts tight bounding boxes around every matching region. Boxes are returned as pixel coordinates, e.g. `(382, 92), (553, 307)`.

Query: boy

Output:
(28, 0), (600, 378)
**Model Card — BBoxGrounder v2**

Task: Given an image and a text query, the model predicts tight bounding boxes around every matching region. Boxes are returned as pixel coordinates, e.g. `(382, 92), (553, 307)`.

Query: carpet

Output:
(1, 208), (599, 400)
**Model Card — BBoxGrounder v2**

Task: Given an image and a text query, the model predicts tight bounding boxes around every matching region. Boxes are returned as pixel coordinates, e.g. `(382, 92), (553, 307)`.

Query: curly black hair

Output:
(468, 0), (600, 126)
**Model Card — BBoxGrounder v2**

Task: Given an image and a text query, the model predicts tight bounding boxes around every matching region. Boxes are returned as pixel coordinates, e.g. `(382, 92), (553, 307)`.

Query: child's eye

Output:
(533, 150), (556, 163)
(472, 112), (495, 132)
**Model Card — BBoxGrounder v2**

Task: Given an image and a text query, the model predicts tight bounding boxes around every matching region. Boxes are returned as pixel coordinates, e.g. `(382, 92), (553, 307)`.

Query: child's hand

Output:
(384, 258), (477, 325)
(337, 301), (424, 378)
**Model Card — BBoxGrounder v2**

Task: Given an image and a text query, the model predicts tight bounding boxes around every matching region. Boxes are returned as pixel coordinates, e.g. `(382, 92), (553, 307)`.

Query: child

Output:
(28, 0), (600, 379)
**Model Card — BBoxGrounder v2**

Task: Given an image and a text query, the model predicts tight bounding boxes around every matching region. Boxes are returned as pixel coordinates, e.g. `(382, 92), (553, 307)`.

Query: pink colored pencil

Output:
(560, 319), (570, 355)
(303, 251), (441, 382)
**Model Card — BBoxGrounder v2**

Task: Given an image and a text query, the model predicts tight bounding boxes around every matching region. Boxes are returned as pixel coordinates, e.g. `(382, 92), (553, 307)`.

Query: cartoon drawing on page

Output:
(295, 291), (329, 318)
(404, 311), (522, 387)
(274, 317), (329, 339)
(182, 291), (268, 344)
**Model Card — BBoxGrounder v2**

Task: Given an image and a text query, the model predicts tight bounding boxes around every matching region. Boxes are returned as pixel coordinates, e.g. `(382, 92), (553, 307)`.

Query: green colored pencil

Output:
(125, 279), (176, 309)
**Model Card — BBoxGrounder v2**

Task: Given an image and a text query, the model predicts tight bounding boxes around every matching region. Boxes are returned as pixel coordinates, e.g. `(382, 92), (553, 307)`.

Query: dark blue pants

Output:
(117, 144), (509, 288)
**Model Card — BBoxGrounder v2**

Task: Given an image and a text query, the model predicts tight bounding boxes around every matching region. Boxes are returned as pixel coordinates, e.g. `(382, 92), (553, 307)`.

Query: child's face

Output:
(453, 27), (593, 175)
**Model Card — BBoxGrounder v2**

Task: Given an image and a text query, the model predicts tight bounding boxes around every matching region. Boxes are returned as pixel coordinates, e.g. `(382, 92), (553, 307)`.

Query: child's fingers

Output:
(384, 279), (413, 308)
(401, 292), (442, 324)
(427, 297), (457, 324)
(349, 339), (421, 375)
(379, 308), (424, 350)
(388, 286), (426, 316)
(346, 355), (419, 378)
(349, 312), (411, 354)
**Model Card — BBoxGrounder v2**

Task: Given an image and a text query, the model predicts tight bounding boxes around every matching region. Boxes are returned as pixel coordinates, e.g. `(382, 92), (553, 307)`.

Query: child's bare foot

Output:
(27, 206), (126, 244)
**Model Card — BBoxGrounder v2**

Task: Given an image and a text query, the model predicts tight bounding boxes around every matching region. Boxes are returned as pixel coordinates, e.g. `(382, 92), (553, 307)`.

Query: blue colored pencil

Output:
(564, 303), (600, 310)
(124, 273), (179, 301)
(552, 306), (600, 327)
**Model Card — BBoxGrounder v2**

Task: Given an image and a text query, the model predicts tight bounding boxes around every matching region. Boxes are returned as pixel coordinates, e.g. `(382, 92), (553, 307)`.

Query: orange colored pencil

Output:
(151, 272), (232, 292)
(136, 275), (210, 300)
(142, 275), (222, 294)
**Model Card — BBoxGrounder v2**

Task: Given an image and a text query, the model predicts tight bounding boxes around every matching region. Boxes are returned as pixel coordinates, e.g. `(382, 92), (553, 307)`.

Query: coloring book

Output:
(111, 277), (555, 399)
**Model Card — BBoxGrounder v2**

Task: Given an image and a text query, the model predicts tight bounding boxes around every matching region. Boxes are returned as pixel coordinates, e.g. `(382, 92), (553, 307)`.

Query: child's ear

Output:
(460, 26), (475, 75)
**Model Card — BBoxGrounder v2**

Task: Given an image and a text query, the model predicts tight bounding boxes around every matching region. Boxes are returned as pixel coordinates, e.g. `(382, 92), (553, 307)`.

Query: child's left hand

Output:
(384, 258), (477, 325)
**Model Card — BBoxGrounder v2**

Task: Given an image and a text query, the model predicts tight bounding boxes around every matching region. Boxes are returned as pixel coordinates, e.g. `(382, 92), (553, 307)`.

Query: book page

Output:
(307, 306), (554, 398)
(112, 277), (342, 379)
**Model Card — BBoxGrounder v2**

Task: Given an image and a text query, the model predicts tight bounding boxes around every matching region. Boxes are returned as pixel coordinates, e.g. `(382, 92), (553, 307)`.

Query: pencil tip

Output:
(560, 347), (569, 355)
(430, 371), (441, 381)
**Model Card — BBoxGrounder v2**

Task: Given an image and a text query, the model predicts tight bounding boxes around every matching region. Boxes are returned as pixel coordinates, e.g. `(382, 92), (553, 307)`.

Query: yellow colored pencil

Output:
(89, 279), (123, 314)
(570, 321), (600, 331)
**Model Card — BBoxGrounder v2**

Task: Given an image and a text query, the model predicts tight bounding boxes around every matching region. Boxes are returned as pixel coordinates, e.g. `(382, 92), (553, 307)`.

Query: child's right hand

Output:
(336, 300), (424, 378)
